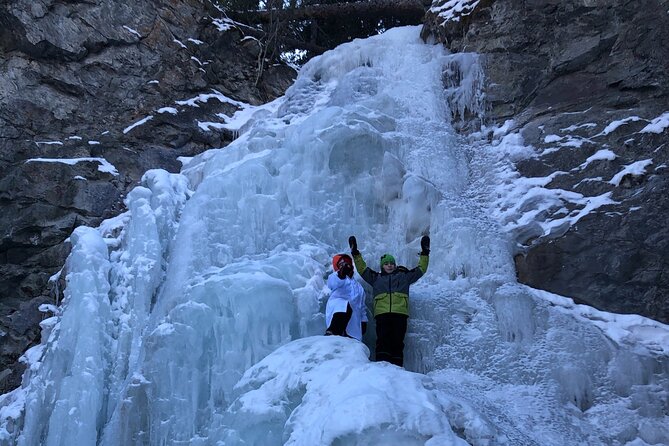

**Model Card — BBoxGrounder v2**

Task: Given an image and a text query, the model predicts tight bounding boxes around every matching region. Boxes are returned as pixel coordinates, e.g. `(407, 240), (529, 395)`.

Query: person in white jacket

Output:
(325, 254), (368, 341)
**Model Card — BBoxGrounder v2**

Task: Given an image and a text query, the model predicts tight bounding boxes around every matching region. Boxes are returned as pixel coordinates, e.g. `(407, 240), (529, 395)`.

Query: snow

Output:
(577, 148), (617, 170)
(533, 289), (669, 356)
(25, 157), (119, 176)
(212, 17), (238, 32)
(177, 156), (193, 168)
(219, 98), (283, 130)
(563, 107), (593, 115)
(597, 116), (642, 136)
(574, 177), (603, 187)
(560, 122), (597, 132)
(543, 134), (562, 143)
(123, 115), (154, 134)
(609, 159), (653, 186)
(486, 123), (626, 242)
(491, 120), (514, 137)
(191, 94), (284, 136)
(176, 90), (248, 108)
(491, 131), (535, 162)
(544, 191), (616, 233)
(430, 0), (482, 24)
(35, 140), (63, 145)
(122, 25), (141, 37)
(230, 336), (503, 445)
(492, 160), (617, 237)
(188, 38), (204, 45)
(640, 111), (669, 134)
(197, 120), (226, 131)
(157, 107), (178, 114)
(173, 39), (187, 49)
(543, 122), (600, 148)
(558, 135), (591, 148)
(2, 26), (668, 446)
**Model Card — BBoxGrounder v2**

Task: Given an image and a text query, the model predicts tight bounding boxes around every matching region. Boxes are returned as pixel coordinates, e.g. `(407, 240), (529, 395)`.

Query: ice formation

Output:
(1, 26), (668, 446)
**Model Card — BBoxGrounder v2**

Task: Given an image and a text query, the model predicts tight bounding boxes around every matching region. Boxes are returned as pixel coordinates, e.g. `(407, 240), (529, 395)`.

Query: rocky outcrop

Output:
(0, 0), (295, 392)
(423, 0), (669, 322)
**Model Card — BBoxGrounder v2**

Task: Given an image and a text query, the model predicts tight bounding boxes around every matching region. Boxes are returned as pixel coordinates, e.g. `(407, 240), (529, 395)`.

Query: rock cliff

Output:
(423, 0), (669, 323)
(0, 0), (295, 392)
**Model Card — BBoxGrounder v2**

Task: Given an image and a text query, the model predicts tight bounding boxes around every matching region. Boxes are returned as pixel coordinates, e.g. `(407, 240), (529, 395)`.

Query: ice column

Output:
(18, 227), (112, 446)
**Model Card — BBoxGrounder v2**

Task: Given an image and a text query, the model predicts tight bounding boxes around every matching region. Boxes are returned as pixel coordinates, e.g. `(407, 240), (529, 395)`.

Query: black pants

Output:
(326, 303), (352, 336)
(375, 313), (408, 367)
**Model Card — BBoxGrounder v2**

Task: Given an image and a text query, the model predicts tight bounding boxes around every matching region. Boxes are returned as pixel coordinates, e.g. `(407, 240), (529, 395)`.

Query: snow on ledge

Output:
(176, 89), (248, 108)
(197, 121), (227, 131)
(25, 157), (119, 176)
(577, 149), (617, 170)
(429, 0), (481, 24)
(487, 130), (618, 241)
(531, 287), (669, 357)
(609, 159), (653, 186)
(157, 107), (178, 115)
(122, 25), (141, 38)
(640, 111), (669, 134)
(123, 115), (154, 134)
(212, 17), (239, 32)
(596, 116), (643, 136)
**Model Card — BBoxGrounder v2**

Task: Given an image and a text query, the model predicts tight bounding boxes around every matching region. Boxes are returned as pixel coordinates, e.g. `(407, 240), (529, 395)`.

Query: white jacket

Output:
(326, 272), (368, 341)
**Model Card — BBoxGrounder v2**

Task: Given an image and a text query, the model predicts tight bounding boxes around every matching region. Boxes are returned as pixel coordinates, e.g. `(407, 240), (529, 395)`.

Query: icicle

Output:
(442, 52), (487, 131)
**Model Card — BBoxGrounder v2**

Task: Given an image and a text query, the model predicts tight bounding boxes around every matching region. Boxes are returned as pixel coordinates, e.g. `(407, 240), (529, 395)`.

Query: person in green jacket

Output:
(348, 235), (430, 367)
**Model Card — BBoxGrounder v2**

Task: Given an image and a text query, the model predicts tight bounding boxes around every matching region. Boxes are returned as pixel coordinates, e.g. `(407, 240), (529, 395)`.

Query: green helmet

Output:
(380, 254), (396, 267)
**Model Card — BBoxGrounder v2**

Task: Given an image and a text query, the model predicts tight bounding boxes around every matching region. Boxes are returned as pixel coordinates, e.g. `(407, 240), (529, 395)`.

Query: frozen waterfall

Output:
(1, 26), (668, 446)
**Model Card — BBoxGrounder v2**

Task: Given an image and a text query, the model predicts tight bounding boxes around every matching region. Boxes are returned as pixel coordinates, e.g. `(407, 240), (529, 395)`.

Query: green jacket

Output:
(353, 253), (428, 317)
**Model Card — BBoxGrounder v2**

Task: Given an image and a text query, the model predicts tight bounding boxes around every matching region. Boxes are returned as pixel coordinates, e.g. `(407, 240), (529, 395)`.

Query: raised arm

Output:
(406, 236), (430, 284)
(349, 236), (378, 285)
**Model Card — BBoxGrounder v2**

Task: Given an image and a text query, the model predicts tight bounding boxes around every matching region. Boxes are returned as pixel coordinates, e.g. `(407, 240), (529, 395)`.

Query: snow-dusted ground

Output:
(1, 26), (668, 446)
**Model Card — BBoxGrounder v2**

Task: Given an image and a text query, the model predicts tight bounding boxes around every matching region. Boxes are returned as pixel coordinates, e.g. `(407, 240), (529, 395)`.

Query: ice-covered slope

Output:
(1, 26), (668, 446)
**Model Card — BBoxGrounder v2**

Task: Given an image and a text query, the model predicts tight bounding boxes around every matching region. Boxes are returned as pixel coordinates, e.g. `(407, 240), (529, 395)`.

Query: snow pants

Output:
(375, 313), (408, 367)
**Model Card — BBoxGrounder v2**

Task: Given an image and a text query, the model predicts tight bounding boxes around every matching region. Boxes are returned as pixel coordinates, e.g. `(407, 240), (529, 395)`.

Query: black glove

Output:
(349, 236), (360, 256)
(420, 235), (430, 256)
(338, 263), (353, 279)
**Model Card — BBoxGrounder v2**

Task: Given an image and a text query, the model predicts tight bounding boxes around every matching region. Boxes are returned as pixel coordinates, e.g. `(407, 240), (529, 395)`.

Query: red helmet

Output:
(332, 254), (353, 272)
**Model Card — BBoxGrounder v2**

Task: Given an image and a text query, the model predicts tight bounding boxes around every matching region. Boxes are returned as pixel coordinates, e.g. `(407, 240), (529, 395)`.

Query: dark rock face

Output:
(0, 0), (295, 392)
(423, 0), (669, 323)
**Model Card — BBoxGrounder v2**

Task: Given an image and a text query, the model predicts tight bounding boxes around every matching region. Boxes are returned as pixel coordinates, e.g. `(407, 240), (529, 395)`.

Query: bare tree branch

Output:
(228, 0), (426, 24)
